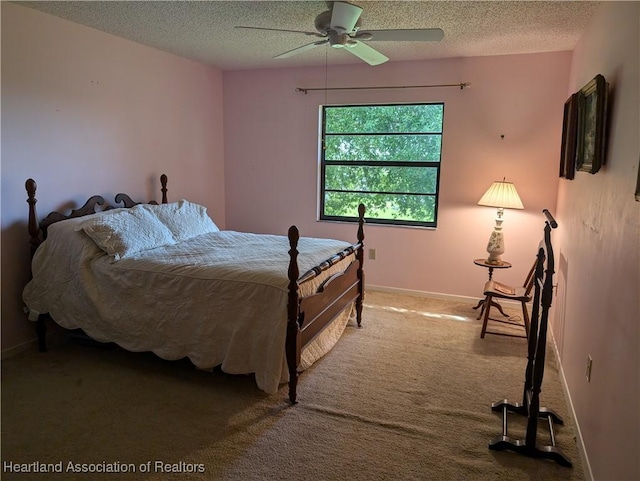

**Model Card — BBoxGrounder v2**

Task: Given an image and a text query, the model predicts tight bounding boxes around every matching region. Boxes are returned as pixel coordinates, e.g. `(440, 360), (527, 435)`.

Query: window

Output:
(319, 103), (444, 228)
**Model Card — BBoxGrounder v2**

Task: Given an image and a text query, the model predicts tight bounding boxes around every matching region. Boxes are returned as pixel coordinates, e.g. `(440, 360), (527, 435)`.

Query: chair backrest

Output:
(523, 260), (538, 297)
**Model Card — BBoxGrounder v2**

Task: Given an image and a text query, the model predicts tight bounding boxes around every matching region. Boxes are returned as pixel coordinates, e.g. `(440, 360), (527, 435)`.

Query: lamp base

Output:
(486, 230), (505, 265)
(485, 258), (504, 265)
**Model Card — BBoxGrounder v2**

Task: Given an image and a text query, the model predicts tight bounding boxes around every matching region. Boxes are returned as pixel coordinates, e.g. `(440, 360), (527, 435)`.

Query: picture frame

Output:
(636, 152), (640, 202)
(575, 74), (608, 174)
(559, 92), (579, 180)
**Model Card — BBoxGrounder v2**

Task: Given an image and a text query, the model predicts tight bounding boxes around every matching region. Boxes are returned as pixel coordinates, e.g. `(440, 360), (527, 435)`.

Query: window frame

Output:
(318, 102), (444, 228)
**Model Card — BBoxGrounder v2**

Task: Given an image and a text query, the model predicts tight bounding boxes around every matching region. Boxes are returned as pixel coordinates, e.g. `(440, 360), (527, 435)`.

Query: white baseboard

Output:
(549, 329), (593, 481)
(1, 338), (38, 360)
(1, 328), (63, 360)
(367, 284), (480, 303)
(366, 284), (521, 308)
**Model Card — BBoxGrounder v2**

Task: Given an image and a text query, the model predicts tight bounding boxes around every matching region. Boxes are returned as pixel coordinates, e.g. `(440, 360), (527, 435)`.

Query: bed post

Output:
(25, 179), (47, 352)
(286, 225), (301, 404)
(160, 174), (168, 204)
(356, 203), (366, 327)
(26, 179), (41, 256)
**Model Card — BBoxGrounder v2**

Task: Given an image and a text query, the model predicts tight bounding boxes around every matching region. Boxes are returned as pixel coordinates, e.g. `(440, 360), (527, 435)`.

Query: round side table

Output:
(473, 258), (512, 280)
(473, 259), (512, 319)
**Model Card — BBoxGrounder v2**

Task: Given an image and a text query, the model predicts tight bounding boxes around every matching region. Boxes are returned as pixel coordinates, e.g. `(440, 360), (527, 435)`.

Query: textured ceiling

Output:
(18, 1), (601, 70)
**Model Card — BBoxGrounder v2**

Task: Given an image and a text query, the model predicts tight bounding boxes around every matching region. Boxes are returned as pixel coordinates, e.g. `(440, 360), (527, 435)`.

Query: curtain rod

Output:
(295, 82), (470, 94)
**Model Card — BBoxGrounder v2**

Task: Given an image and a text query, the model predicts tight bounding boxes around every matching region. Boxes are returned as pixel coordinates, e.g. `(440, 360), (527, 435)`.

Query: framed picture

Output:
(559, 92), (579, 179)
(636, 152), (640, 202)
(576, 74), (608, 174)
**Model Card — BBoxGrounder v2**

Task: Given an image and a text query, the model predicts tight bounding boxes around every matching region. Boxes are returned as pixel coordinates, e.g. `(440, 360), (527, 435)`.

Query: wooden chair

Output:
(480, 261), (536, 339)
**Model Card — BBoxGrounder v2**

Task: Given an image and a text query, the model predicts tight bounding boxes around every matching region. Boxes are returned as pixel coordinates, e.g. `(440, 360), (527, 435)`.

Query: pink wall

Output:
(554, 2), (640, 480)
(223, 51), (571, 298)
(1, 4), (225, 351)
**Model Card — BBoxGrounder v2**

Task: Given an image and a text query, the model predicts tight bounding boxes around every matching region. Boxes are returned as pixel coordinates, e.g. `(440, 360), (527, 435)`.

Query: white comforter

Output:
(22, 217), (356, 394)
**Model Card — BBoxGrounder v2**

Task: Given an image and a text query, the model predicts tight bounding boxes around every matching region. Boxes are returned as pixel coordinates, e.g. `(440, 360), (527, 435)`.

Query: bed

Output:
(22, 175), (365, 404)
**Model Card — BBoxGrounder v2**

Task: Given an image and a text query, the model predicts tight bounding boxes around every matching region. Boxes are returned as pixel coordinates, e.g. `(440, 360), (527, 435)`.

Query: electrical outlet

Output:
(368, 248), (376, 260)
(586, 355), (593, 382)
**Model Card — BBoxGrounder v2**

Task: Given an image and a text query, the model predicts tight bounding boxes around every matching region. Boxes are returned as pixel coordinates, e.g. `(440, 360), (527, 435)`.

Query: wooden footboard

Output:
(286, 204), (365, 404)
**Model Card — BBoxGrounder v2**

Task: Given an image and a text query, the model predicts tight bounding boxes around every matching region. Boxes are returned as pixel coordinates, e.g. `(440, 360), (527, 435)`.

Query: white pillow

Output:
(76, 207), (176, 261)
(140, 200), (219, 242)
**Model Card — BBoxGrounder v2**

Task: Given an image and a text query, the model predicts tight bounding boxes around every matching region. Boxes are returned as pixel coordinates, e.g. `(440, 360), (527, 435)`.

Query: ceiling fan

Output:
(236, 1), (444, 66)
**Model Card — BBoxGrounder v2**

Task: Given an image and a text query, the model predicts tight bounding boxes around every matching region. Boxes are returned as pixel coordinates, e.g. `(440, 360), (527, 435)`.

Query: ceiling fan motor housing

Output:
(315, 10), (362, 35)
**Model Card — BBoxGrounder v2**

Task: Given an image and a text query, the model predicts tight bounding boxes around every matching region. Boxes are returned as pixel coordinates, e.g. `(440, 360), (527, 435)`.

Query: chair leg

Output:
(481, 295), (493, 338)
(521, 301), (530, 338)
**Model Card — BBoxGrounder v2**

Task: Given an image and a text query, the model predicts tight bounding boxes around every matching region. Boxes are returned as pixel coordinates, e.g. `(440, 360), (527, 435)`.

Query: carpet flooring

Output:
(1, 290), (584, 480)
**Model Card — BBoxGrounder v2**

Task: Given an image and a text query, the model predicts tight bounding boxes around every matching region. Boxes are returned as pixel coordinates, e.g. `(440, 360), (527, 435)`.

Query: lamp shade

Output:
(478, 180), (524, 210)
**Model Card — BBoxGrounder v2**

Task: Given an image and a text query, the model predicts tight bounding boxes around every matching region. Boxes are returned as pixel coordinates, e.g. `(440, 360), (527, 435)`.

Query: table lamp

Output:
(477, 178), (524, 264)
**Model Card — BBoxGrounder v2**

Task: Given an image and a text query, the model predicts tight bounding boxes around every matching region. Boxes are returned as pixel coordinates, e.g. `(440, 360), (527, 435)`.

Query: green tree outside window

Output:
(320, 103), (444, 227)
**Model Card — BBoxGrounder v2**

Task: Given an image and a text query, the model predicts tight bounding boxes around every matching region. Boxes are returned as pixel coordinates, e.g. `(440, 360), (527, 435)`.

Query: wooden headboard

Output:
(26, 174), (168, 257)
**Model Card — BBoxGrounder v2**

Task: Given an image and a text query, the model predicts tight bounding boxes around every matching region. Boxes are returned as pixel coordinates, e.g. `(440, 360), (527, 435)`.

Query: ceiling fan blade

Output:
(235, 26), (324, 38)
(345, 41), (389, 66)
(273, 39), (329, 59)
(330, 1), (363, 33)
(358, 28), (445, 42)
